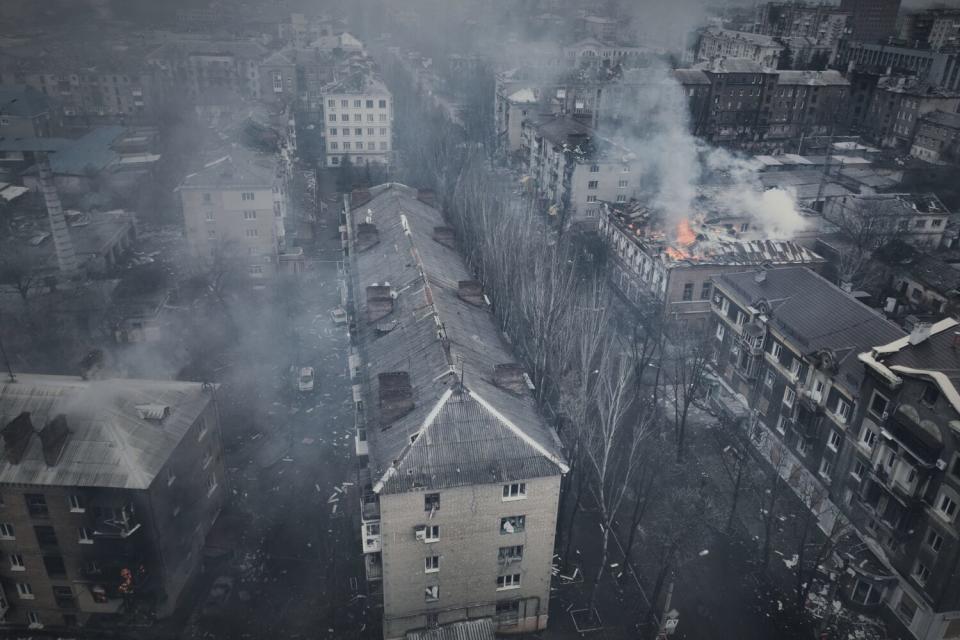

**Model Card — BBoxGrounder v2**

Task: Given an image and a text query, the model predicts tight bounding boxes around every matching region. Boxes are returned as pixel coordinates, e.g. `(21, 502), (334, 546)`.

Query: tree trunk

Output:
(587, 519), (611, 619)
(676, 399), (691, 462)
(725, 462), (743, 533)
(562, 469), (585, 568)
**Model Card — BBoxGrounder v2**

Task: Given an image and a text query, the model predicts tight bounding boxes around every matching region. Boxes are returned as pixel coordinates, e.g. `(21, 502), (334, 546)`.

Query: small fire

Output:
(664, 219), (697, 261)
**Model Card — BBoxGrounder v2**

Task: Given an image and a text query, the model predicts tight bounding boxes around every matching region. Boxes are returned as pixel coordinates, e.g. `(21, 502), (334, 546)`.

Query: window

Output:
(915, 219), (927, 229)
(343, 142), (351, 150)
(330, 142), (338, 150)
(834, 397), (851, 423)
(380, 142), (388, 150)
(616, 195), (626, 203)
(426, 612), (439, 627)
(202, 193), (212, 204)
(68, 495), (84, 513)
(587, 180), (599, 189)
(913, 562), (931, 585)
(818, 458), (833, 478)
(797, 438), (809, 457)
(43, 555), (66, 577)
(852, 460), (865, 481)
(789, 358), (801, 378)
(827, 431), (841, 452)
(586, 195), (597, 203)
(618, 179), (629, 188)
(715, 323), (725, 341)
(869, 391), (889, 419)
(502, 483), (526, 500)
(498, 545), (523, 562)
(25, 494), (48, 517)
(205, 211), (215, 221)
(921, 384), (939, 407)
(735, 311), (745, 327)
(938, 492), (958, 521)
(331, 156), (340, 165)
(245, 229), (258, 237)
(425, 493), (440, 512)
(53, 585), (74, 608)
(241, 192), (255, 201)
(926, 528), (944, 553)
(341, 99), (349, 107)
(354, 114), (361, 121)
(424, 524), (440, 542)
(353, 99), (362, 108)
(496, 600), (520, 620)
(329, 114), (337, 122)
(366, 99), (374, 108)
(783, 388), (796, 408)
(207, 229), (216, 239)
(379, 114), (387, 122)
(424, 585), (439, 602)
(897, 592), (918, 624)
(860, 426), (878, 451)
(932, 219), (943, 228)
(78, 527), (93, 544)
(243, 210), (256, 220)
(202, 449), (213, 469)
(425, 555), (440, 573)
(380, 128), (387, 135)
(17, 583), (34, 599)
(501, 515), (525, 534)
(589, 164), (599, 173)
(682, 283), (694, 301)
(27, 610), (41, 627)
(379, 99), (387, 108)
(327, 99), (335, 108)
(497, 573), (522, 590)
(764, 370), (775, 388)
(0, 523), (13, 539)
(354, 127), (362, 135)
(272, 71), (283, 92)
(341, 114), (349, 121)
(700, 282), (712, 300)
(367, 128), (374, 135)
(9, 553), (24, 571)
(771, 342), (782, 360)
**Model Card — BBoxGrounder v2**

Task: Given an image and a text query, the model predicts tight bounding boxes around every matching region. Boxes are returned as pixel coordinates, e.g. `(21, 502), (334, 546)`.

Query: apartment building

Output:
(520, 116), (637, 225)
(698, 59), (779, 144)
(822, 193), (952, 249)
(695, 27), (784, 68)
(345, 184), (567, 639)
(910, 110), (960, 163)
(850, 319), (960, 640)
(321, 75), (392, 167)
(862, 77), (960, 149)
(178, 152), (290, 278)
(834, 42), (960, 93)
(840, 0), (901, 43)
(755, 2), (850, 48)
(146, 40), (268, 102)
(766, 70), (850, 140)
(0, 374), (224, 629)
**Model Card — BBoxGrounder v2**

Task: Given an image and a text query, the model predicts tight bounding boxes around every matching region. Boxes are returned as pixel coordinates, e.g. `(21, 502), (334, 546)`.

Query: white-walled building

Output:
(322, 75), (393, 168)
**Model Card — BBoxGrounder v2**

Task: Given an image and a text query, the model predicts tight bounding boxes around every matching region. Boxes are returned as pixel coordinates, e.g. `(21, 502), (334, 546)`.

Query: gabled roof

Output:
(350, 184), (566, 495)
(0, 375), (213, 489)
(23, 126), (124, 176)
(0, 84), (50, 117)
(715, 267), (905, 392)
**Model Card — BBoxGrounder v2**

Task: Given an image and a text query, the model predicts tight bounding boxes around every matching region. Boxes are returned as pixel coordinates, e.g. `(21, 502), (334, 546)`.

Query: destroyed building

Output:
(0, 375), (224, 629)
(344, 184), (567, 639)
(600, 202), (825, 323)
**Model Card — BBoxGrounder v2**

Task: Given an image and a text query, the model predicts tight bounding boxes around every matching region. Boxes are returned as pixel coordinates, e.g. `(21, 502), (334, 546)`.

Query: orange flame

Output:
(676, 219), (696, 246)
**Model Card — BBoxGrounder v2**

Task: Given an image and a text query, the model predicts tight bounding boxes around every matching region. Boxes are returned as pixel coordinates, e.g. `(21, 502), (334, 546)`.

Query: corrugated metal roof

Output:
(0, 375), (213, 490)
(350, 184), (566, 495)
(406, 618), (495, 640)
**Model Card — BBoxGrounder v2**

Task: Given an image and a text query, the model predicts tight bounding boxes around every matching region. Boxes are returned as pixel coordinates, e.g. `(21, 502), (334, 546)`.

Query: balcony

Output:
(364, 552), (382, 582)
(361, 494), (380, 522)
(90, 505), (141, 539)
(362, 521), (381, 554)
(796, 387), (824, 413)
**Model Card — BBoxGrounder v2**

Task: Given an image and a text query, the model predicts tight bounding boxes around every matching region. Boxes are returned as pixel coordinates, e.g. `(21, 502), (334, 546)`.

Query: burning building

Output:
(599, 202), (826, 323)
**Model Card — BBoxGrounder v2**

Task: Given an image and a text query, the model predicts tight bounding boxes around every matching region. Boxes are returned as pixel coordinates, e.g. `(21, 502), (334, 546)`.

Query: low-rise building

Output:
(178, 152), (290, 278)
(695, 27), (784, 68)
(910, 110), (960, 163)
(822, 193), (952, 249)
(0, 85), (53, 139)
(344, 184), (566, 639)
(321, 74), (393, 168)
(0, 374), (224, 628)
(521, 116), (637, 226)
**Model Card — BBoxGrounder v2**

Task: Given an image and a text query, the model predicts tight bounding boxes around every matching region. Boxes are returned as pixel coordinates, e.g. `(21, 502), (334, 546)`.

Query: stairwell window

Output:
(496, 573), (522, 590)
(68, 495), (84, 513)
(78, 527), (93, 544)
(502, 483), (526, 501)
(424, 493), (440, 512)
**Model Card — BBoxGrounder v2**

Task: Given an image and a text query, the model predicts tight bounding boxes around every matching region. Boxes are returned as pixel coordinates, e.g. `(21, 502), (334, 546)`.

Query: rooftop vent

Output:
(457, 280), (485, 306)
(754, 270), (766, 284)
(2, 412), (34, 464)
(432, 226), (456, 249)
(39, 414), (70, 467)
(379, 371), (414, 427)
(494, 363), (527, 394)
(356, 222), (380, 252)
(366, 285), (395, 323)
(135, 404), (171, 421)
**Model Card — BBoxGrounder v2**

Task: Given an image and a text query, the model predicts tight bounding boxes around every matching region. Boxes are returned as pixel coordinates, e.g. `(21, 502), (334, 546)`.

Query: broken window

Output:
(424, 493), (440, 512)
(500, 515), (525, 534)
(498, 545), (523, 562)
(25, 494), (48, 518)
(424, 584), (439, 602)
(496, 600), (520, 620)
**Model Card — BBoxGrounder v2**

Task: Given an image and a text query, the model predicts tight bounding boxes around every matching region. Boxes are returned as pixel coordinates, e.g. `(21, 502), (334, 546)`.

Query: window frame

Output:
(502, 483), (526, 501)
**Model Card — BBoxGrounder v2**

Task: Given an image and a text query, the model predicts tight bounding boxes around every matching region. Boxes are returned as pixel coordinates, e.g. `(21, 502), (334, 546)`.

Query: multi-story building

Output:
(834, 42), (960, 93)
(898, 8), (960, 51)
(178, 151), (291, 278)
(755, 2), (851, 49)
(0, 85), (53, 139)
(766, 70), (850, 140)
(862, 77), (960, 149)
(910, 110), (960, 163)
(695, 27), (784, 68)
(321, 74), (392, 167)
(822, 193), (952, 249)
(344, 183), (567, 639)
(851, 318), (960, 640)
(146, 40), (268, 102)
(0, 374), (225, 629)
(520, 116), (636, 225)
(258, 49), (299, 106)
(600, 207), (825, 323)
(698, 59), (779, 144)
(277, 13), (337, 49)
(673, 69), (713, 137)
(840, 0), (902, 43)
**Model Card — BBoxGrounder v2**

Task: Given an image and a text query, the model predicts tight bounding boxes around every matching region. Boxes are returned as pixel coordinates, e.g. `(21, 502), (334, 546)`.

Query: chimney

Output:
(2, 412), (34, 464)
(457, 280), (485, 306)
(39, 414), (70, 467)
(355, 222), (380, 252)
(378, 371), (414, 427)
(494, 363), (528, 394)
(908, 322), (932, 346)
(366, 285), (395, 323)
(432, 226), (456, 249)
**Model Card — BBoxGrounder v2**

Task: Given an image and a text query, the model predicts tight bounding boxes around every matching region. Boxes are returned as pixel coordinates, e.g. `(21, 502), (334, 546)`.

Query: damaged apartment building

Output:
(0, 374), (224, 630)
(343, 184), (567, 640)
(710, 268), (960, 640)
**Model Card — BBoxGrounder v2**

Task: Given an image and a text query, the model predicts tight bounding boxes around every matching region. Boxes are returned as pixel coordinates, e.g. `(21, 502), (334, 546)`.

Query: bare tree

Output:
(666, 320), (711, 462)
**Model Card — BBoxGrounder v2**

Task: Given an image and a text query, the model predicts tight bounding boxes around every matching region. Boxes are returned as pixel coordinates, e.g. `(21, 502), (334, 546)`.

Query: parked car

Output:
(298, 366), (315, 392)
